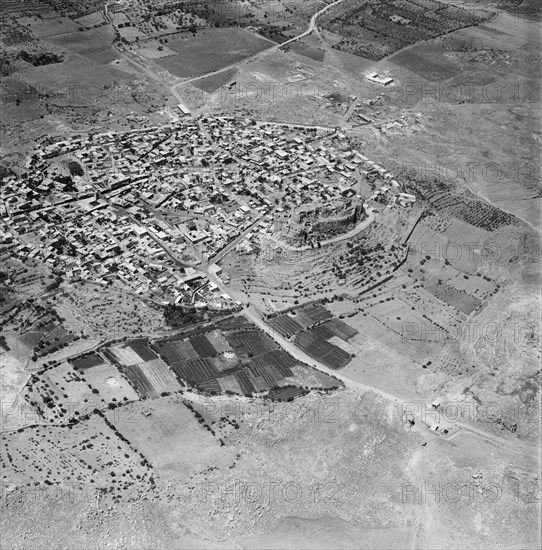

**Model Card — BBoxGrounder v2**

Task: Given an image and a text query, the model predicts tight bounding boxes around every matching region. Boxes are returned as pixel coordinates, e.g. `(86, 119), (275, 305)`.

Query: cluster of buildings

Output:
(0, 115), (413, 308)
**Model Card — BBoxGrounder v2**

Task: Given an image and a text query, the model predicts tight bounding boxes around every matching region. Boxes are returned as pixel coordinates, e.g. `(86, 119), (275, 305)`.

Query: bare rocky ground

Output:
(1, 3), (540, 549)
(1, 391), (539, 549)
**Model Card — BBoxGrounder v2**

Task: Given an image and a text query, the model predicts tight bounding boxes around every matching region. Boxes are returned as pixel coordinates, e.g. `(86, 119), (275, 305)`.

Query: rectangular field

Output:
(189, 334), (217, 358)
(226, 330), (278, 356)
(268, 314), (304, 337)
(134, 358), (184, 395)
(103, 397), (233, 478)
(168, 357), (220, 384)
(295, 331), (352, 370)
(82, 362), (140, 403)
(156, 28), (272, 78)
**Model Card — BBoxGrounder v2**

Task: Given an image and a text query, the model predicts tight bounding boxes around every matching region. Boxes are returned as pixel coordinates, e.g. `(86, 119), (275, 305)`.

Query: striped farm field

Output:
(268, 315), (303, 337)
(226, 330), (278, 356)
(168, 357), (219, 384)
(236, 369), (255, 394)
(154, 339), (199, 364)
(250, 349), (297, 377)
(126, 339), (158, 361)
(189, 334), (217, 357)
(120, 365), (158, 398)
(302, 304), (333, 324)
(108, 344), (145, 366)
(295, 330), (352, 370)
(136, 358), (183, 394)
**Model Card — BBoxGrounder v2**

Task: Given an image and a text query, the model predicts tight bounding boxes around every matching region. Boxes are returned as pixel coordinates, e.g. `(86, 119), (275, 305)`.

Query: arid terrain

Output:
(1, 1), (540, 549)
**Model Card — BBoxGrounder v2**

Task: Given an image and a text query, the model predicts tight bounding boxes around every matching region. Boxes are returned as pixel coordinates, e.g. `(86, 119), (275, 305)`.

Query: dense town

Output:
(0, 116), (414, 309)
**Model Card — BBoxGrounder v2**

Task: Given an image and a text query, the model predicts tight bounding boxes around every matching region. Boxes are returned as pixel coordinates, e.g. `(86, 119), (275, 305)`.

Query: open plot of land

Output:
(103, 396), (235, 479)
(218, 373), (244, 394)
(17, 56), (136, 107)
(347, 308), (443, 367)
(389, 44), (461, 81)
(190, 68), (238, 94)
(24, 361), (98, 422)
(82, 361), (140, 404)
(27, 17), (80, 38)
(156, 28), (272, 78)
(43, 27), (119, 65)
(74, 11), (106, 27)
(118, 26), (149, 42)
(0, 414), (152, 497)
(135, 40), (179, 59)
(433, 340), (476, 376)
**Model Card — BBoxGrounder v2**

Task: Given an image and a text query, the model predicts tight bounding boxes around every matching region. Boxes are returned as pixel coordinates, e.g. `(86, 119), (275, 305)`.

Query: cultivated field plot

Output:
(204, 329), (232, 354)
(401, 286), (465, 335)
(389, 44), (460, 81)
(295, 331), (352, 370)
(0, 414), (153, 497)
(451, 22), (530, 51)
(268, 314), (304, 337)
(43, 27), (119, 64)
(126, 339), (158, 361)
(74, 11), (106, 27)
(319, 0), (489, 60)
(71, 352), (104, 370)
(424, 280), (481, 315)
(250, 349), (298, 378)
(218, 374), (243, 394)
(150, 317), (339, 395)
(103, 396), (234, 478)
(134, 358), (184, 394)
(118, 364), (158, 398)
(433, 341), (476, 376)
(302, 304), (334, 324)
(268, 386), (308, 400)
(168, 357), (220, 384)
(26, 16), (80, 38)
(106, 343), (148, 366)
(289, 40), (325, 62)
(314, 318), (359, 341)
(153, 339), (200, 364)
(156, 28), (272, 77)
(226, 330), (278, 356)
(189, 334), (217, 357)
(423, 188), (520, 231)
